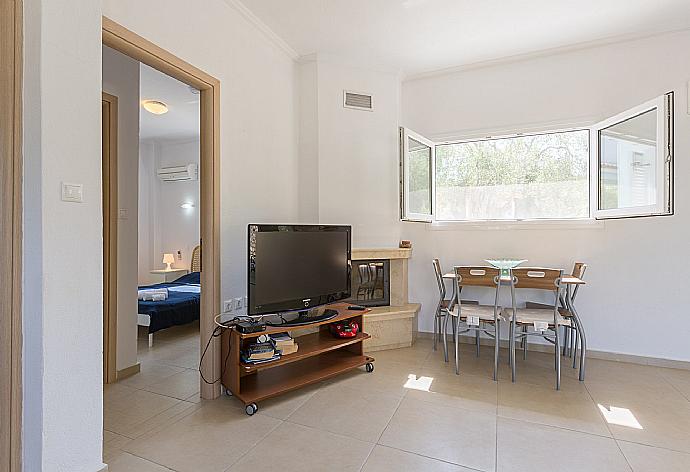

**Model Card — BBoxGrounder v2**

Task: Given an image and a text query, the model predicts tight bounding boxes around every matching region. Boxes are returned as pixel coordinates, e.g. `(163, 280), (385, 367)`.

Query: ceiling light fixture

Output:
(180, 202), (195, 209)
(142, 100), (169, 115)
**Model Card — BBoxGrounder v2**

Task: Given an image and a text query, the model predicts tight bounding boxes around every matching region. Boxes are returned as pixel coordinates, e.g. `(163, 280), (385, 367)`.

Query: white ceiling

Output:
(140, 63), (200, 141)
(238, 0), (690, 77)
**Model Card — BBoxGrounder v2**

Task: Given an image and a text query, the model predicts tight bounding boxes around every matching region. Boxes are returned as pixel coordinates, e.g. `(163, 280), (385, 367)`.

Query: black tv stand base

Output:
(266, 308), (339, 327)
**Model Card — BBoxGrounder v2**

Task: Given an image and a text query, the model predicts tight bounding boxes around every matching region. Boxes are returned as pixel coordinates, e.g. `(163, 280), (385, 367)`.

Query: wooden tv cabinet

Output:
(220, 303), (374, 415)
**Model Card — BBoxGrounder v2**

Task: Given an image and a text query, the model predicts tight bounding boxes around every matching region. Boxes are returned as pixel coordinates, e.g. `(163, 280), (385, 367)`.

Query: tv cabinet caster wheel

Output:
(245, 403), (258, 416)
(365, 363), (374, 373)
(224, 388), (233, 397)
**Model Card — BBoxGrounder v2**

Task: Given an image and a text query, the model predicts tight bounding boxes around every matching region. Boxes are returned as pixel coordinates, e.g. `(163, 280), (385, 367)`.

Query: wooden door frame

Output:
(1, 0), (23, 470)
(102, 17), (222, 399)
(102, 92), (118, 384)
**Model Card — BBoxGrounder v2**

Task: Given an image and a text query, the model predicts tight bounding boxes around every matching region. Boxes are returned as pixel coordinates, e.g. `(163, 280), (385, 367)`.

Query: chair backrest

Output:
(454, 266), (500, 288)
(571, 262), (587, 300)
(510, 267), (563, 292)
(191, 245), (201, 272)
(432, 258), (446, 300)
(572, 262), (587, 279)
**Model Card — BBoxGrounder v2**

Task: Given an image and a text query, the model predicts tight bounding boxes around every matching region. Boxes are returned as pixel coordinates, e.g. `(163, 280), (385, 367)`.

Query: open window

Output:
(592, 93), (674, 219)
(400, 127), (435, 222)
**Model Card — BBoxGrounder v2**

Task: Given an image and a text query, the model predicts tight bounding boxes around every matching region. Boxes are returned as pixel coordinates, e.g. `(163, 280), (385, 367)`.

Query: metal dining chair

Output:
(524, 262), (588, 365)
(432, 259), (454, 352)
(501, 267), (568, 390)
(443, 266), (502, 379)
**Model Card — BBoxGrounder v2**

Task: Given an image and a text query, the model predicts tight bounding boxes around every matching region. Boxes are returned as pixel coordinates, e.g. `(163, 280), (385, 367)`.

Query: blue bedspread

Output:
(138, 272), (201, 333)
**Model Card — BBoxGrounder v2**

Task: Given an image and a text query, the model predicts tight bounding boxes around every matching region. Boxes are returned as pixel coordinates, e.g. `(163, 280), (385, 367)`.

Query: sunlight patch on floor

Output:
(403, 374), (434, 391)
(598, 404), (643, 429)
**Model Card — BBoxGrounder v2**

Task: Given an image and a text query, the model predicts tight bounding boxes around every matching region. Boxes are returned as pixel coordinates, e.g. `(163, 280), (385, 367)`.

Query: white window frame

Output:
(591, 93), (674, 219)
(400, 127), (435, 222)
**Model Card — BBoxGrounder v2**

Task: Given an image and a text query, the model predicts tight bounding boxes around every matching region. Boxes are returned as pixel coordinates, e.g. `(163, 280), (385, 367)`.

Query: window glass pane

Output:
(408, 137), (432, 214)
(436, 130), (589, 221)
(599, 109), (657, 210)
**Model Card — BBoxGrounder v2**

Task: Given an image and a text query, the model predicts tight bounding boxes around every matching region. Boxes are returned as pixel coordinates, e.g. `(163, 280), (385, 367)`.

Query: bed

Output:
(138, 246), (201, 346)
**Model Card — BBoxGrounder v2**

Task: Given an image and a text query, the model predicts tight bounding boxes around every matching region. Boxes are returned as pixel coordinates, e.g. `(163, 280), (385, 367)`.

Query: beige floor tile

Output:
(185, 392), (201, 404)
(583, 359), (667, 388)
(405, 370), (498, 414)
(104, 383), (139, 405)
(595, 398), (690, 453)
(227, 422), (374, 472)
(118, 362), (186, 390)
(658, 368), (690, 401)
(125, 400), (201, 439)
(618, 440), (690, 472)
(497, 381), (610, 436)
(286, 384), (402, 443)
(143, 369), (200, 401)
(103, 431), (132, 462)
(379, 397), (496, 472)
(322, 365), (413, 398)
(106, 389), (182, 417)
(254, 383), (320, 420)
(369, 343), (432, 366)
(106, 452), (174, 472)
(123, 397), (281, 472)
(496, 418), (630, 472)
(362, 445), (476, 472)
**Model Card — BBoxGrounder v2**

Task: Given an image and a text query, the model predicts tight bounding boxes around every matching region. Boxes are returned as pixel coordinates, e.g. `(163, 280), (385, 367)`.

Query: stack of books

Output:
(271, 332), (298, 355)
(241, 341), (280, 364)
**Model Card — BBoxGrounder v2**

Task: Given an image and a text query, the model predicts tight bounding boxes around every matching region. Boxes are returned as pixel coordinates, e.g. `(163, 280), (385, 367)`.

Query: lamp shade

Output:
(162, 253), (175, 264)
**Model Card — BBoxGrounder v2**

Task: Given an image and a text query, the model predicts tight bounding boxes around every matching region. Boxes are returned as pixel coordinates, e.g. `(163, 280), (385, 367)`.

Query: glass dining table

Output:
(441, 260), (587, 381)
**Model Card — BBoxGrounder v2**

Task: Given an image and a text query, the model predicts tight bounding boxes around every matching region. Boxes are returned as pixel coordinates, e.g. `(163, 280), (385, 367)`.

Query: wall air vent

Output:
(343, 90), (373, 111)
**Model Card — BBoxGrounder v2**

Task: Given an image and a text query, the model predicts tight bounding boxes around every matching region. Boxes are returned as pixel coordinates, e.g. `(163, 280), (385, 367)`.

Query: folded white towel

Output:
(138, 288), (169, 300)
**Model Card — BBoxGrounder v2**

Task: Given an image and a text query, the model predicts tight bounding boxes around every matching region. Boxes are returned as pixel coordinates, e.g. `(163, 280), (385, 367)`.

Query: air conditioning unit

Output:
(157, 163), (198, 182)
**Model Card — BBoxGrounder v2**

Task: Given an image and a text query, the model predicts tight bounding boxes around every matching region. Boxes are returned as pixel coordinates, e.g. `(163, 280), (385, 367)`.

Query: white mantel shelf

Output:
(352, 248), (412, 260)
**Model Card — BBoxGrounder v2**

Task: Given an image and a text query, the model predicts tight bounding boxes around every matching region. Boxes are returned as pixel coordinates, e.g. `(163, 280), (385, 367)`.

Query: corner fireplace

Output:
(348, 259), (390, 307)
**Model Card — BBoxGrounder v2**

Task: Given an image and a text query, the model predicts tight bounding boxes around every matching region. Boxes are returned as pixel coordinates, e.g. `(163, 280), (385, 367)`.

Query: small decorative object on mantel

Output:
(399, 240), (412, 249)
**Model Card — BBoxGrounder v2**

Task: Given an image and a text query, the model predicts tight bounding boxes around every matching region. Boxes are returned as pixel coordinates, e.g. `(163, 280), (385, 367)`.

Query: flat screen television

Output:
(247, 224), (351, 322)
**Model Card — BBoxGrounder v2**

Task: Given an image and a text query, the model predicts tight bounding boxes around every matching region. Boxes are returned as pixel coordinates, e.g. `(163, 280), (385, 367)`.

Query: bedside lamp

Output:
(162, 253), (175, 271)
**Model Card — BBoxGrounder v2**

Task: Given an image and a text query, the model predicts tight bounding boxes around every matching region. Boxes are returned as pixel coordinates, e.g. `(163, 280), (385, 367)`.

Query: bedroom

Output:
(102, 45), (203, 403)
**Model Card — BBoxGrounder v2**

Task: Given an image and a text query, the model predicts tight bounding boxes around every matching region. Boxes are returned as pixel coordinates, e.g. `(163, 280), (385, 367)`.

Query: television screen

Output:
(248, 225), (351, 315)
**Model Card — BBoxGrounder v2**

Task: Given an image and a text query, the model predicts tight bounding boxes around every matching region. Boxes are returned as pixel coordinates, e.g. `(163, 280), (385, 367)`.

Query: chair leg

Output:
(452, 318), (456, 344)
(148, 333), (153, 348)
(433, 311), (438, 351)
(555, 327), (561, 390)
(522, 325), (527, 360)
(510, 317), (516, 382)
(475, 328), (480, 357)
(572, 330), (579, 369)
(563, 327), (569, 357)
(454, 313), (461, 375)
(493, 321), (499, 381)
(442, 312), (449, 363)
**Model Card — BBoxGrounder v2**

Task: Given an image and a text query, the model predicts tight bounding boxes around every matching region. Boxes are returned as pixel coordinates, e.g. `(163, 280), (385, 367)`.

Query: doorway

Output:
(101, 17), (221, 400)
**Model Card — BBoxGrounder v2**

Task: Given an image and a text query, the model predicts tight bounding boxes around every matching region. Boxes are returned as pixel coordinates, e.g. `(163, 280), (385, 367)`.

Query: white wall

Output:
(304, 57), (403, 247)
(22, 0), (105, 470)
(23, 0), (301, 469)
(138, 139), (201, 284)
(102, 46), (140, 372)
(104, 0), (301, 311)
(401, 30), (690, 362)
(138, 141), (156, 282)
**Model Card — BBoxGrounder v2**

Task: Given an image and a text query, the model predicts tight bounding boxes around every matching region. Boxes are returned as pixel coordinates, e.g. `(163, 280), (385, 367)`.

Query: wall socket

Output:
(233, 297), (243, 311)
(223, 300), (233, 313)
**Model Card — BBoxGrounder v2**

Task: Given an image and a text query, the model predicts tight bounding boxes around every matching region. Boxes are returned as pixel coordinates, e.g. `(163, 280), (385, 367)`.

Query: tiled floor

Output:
(104, 326), (690, 471)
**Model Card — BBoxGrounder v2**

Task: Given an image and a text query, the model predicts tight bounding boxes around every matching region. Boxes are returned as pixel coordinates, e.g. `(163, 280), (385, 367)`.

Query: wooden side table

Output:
(149, 268), (188, 283)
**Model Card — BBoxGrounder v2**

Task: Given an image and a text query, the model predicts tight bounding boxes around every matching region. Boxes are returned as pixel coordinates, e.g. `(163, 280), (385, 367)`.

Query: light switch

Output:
(61, 183), (83, 203)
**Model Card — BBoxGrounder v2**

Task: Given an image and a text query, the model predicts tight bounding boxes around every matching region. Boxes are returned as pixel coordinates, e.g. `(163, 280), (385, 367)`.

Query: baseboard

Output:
(97, 463), (109, 471)
(117, 362), (141, 380)
(417, 332), (690, 371)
